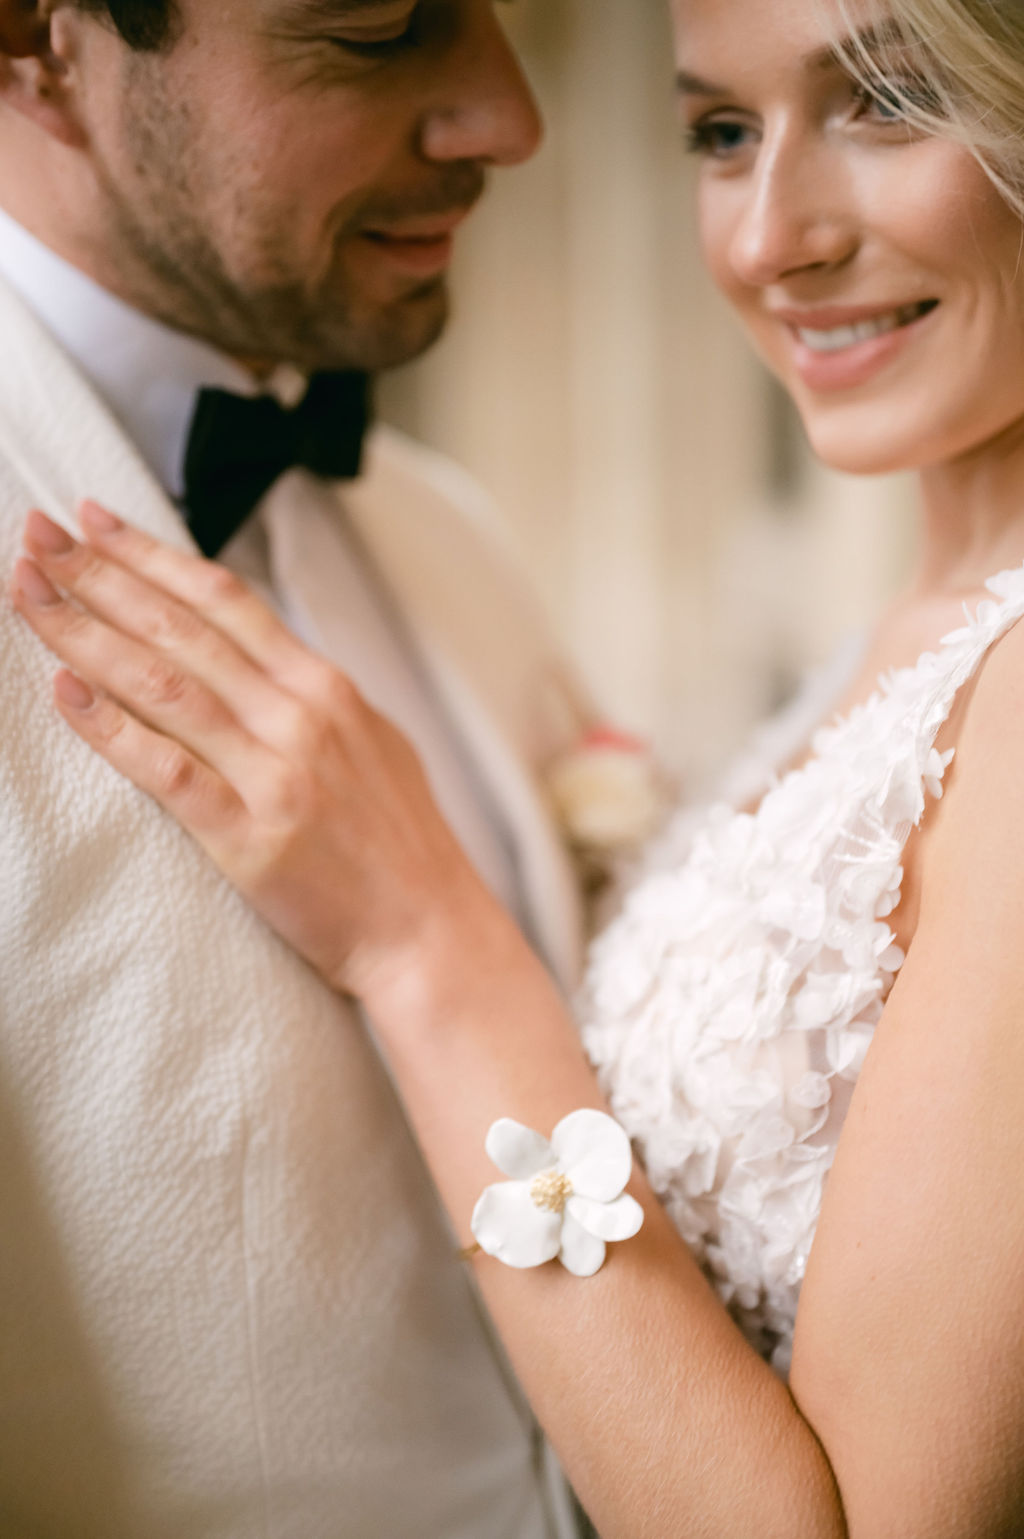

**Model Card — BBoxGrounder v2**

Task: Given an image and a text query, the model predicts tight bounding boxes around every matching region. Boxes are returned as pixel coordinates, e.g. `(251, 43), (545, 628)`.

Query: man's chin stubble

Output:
(95, 164), (451, 371)
(101, 208), (452, 370)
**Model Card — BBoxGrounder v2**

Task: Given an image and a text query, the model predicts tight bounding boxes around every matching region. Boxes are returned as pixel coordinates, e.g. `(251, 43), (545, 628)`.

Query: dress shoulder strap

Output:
(910, 563), (1024, 752)
(806, 563), (1024, 846)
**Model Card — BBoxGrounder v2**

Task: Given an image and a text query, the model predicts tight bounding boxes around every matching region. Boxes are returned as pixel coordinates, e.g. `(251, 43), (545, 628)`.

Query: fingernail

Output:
(55, 671), (95, 712)
(15, 559), (61, 607)
(79, 500), (123, 535)
(26, 510), (74, 556)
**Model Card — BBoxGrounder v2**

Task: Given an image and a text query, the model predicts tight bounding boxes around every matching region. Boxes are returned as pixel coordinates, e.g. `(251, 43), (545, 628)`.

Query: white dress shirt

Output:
(0, 205), (523, 920)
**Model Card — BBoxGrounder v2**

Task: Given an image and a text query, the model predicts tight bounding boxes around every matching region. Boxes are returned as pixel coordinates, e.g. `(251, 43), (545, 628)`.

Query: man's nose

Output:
(420, 7), (543, 167)
(727, 133), (857, 288)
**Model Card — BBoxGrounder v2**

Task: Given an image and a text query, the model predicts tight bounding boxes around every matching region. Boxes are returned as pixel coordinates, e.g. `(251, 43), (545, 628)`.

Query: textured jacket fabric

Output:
(0, 275), (588, 1539)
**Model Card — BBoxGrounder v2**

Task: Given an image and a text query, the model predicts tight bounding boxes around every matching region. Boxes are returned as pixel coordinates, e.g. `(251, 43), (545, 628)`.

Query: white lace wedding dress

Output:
(580, 565), (1024, 1375)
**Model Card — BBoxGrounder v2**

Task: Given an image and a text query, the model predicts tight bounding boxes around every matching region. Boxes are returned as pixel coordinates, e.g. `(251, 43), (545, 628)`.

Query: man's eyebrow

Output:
(277, 0), (411, 21)
(279, 0), (513, 16)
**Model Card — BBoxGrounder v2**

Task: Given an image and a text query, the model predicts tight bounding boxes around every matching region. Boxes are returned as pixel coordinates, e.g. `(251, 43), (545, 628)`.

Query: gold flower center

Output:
(530, 1169), (574, 1214)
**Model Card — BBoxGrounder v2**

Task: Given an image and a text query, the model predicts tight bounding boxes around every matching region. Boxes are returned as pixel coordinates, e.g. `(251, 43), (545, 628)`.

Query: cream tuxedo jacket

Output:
(0, 276), (591, 1539)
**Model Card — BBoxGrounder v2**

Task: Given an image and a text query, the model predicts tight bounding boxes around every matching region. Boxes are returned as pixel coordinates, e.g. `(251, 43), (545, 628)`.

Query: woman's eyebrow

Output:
(675, 71), (726, 98)
(675, 23), (905, 99)
(811, 20), (910, 72)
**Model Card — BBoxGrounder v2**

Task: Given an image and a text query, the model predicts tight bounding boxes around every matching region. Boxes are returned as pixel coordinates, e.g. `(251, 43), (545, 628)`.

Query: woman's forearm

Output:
(367, 902), (847, 1539)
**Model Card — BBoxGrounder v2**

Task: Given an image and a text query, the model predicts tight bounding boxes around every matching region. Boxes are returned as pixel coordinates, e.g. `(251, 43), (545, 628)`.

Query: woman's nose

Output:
(421, 8), (544, 168)
(727, 135), (858, 287)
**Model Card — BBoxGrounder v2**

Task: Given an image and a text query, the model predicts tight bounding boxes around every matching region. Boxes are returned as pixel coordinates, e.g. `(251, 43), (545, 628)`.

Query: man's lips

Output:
(357, 209), (474, 277)
(362, 209), (473, 241)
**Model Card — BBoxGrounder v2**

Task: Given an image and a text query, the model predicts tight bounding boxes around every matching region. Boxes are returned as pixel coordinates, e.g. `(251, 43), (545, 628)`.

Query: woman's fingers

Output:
(11, 507), (484, 998)
(76, 501), (334, 701)
(21, 510), (305, 748)
(26, 504), (283, 720)
(53, 668), (248, 843)
(12, 554), (280, 795)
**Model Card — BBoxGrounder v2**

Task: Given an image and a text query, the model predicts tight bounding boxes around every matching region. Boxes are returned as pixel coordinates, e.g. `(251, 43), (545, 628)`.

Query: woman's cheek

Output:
(697, 188), (758, 323)
(696, 191), (731, 289)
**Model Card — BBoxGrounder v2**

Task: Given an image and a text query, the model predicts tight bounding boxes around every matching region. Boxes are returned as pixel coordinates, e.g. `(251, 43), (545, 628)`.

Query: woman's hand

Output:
(10, 502), (495, 1003)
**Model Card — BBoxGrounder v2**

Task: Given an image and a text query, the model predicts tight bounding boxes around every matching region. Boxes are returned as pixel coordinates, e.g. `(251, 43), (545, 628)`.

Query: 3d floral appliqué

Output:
(471, 1109), (644, 1276)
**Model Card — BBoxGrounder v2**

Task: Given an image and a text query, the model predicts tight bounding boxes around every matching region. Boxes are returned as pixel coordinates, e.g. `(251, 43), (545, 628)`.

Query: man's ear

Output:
(0, 3), (86, 148)
(0, 0), (52, 59)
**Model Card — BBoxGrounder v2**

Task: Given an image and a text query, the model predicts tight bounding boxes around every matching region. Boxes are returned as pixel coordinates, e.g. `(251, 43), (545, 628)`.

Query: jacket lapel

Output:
(0, 276), (192, 550)
(337, 430), (588, 993)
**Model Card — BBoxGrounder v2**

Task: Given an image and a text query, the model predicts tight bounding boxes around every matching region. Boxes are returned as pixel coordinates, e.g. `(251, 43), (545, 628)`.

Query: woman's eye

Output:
(851, 77), (941, 125)
(853, 82), (905, 121)
(685, 118), (757, 159)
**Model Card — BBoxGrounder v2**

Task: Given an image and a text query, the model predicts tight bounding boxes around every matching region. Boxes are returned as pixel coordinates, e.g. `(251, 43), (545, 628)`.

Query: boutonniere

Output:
(546, 726), (667, 891)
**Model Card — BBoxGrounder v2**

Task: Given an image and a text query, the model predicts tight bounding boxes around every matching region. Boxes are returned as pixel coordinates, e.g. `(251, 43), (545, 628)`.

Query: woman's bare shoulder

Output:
(925, 604), (1024, 880)
(789, 608), (1024, 1539)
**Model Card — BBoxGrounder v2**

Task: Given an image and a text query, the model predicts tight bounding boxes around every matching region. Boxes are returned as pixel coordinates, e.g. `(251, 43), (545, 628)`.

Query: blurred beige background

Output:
(381, 0), (916, 785)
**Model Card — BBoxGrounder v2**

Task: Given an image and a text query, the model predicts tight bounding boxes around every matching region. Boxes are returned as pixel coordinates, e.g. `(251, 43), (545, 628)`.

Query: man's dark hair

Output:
(76, 0), (178, 50)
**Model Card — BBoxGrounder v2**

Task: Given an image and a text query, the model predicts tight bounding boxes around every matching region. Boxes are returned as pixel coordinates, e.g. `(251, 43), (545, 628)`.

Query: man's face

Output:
(73, 0), (542, 370)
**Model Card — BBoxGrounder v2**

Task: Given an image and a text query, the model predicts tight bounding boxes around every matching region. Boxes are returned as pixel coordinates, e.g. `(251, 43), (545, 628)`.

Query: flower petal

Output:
(551, 1108), (632, 1201)
(567, 1192), (645, 1243)
(471, 1181), (562, 1268)
(558, 1211), (607, 1277)
(485, 1118), (556, 1179)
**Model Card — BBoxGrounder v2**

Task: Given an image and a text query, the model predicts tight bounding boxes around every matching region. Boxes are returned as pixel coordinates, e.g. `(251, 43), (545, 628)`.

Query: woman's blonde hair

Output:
(834, 0), (1024, 215)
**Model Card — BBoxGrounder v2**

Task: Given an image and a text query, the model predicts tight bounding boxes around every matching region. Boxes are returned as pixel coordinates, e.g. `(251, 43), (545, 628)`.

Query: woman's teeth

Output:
(796, 301), (934, 353)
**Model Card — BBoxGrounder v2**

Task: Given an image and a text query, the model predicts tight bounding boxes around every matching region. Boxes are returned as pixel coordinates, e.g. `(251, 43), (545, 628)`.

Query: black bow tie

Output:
(182, 371), (372, 558)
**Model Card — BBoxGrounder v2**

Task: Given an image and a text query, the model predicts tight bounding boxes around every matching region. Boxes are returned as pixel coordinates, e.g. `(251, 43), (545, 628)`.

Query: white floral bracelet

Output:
(467, 1109), (644, 1277)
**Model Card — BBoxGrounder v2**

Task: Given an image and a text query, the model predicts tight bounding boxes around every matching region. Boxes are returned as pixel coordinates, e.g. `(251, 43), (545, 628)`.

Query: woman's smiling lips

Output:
(773, 299), (941, 391)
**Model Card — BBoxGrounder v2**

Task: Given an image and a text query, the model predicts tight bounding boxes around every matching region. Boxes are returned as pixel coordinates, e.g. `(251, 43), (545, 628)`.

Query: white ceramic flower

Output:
(471, 1109), (645, 1276)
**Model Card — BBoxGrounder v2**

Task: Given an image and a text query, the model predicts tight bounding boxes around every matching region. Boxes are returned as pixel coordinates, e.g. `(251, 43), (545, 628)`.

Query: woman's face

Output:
(673, 0), (1024, 476)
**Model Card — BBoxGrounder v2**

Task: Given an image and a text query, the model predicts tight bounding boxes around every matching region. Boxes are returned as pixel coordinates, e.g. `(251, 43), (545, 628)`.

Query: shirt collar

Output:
(0, 205), (306, 500)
